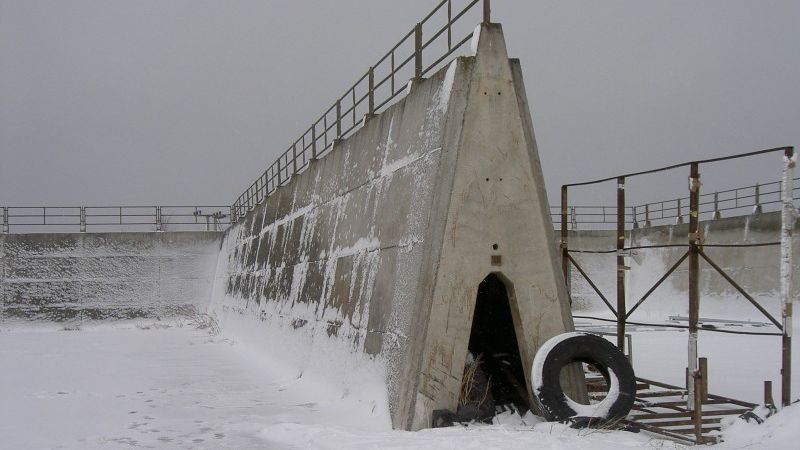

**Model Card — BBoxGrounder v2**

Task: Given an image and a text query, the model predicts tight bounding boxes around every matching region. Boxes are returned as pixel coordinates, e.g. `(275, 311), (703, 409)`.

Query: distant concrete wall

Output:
(0, 232), (222, 324)
(209, 23), (575, 430)
(566, 212), (800, 314)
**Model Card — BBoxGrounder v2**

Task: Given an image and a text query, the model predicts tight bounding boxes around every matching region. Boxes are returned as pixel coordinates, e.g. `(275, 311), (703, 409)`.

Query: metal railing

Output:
(1, 206), (231, 233)
(230, 0), (490, 221)
(550, 176), (800, 229)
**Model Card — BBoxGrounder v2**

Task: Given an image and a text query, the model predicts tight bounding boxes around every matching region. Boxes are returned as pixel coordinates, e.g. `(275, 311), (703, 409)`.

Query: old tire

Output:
(532, 332), (635, 421)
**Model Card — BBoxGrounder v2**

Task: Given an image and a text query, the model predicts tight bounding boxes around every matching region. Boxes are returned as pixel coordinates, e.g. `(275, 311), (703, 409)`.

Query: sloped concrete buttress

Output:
(209, 23), (577, 431)
(409, 24), (578, 429)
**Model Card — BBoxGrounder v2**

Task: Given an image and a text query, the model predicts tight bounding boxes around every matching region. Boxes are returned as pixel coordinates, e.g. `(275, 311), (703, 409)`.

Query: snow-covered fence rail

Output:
(230, 0), (490, 221)
(549, 176), (800, 230)
(0, 206), (231, 233)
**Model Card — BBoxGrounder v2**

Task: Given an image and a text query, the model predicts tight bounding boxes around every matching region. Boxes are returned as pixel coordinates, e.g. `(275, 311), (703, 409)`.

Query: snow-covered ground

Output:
(1, 319), (797, 449)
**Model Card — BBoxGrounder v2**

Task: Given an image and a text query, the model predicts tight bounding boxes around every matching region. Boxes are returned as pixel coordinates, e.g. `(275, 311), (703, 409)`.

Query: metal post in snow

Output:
(781, 147), (796, 407)
(80, 207), (86, 233)
(687, 162), (701, 408)
(483, 0), (491, 23)
(617, 177), (627, 352)
(2, 207), (8, 233)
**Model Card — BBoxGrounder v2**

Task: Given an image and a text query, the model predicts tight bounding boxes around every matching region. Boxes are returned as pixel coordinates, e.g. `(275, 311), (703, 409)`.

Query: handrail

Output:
(0, 206), (231, 233)
(551, 175), (799, 229)
(230, 0), (489, 222)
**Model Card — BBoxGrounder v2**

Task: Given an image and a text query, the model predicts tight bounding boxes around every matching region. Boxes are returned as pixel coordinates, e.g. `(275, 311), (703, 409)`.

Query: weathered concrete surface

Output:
(209, 24), (575, 430)
(566, 212), (800, 313)
(409, 26), (579, 429)
(0, 232), (222, 324)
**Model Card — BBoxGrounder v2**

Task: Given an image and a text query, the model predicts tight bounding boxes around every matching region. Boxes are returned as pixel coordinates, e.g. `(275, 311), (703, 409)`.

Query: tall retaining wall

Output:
(0, 232), (222, 324)
(209, 23), (576, 430)
(567, 212), (799, 318)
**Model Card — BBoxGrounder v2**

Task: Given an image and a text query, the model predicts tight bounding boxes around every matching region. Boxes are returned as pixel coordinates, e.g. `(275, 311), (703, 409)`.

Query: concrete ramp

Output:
(209, 23), (576, 430)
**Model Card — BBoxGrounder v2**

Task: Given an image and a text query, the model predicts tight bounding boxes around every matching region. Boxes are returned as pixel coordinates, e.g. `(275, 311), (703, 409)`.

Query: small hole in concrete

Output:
(492, 243), (498, 250)
(497, 91), (501, 95)
(499, 178), (503, 181)
(483, 91), (487, 95)
(485, 177), (490, 181)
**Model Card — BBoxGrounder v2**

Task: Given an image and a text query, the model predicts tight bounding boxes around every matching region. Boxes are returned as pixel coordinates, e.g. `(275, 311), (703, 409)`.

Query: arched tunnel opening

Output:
(461, 273), (531, 418)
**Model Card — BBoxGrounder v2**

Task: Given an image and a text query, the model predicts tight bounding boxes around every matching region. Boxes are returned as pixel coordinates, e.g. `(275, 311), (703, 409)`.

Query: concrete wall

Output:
(566, 212), (799, 316)
(0, 232), (222, 324)
(208, 23), (576, 430)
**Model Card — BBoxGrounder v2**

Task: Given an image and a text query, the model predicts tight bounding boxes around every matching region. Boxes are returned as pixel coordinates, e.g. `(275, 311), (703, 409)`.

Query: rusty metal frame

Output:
(561, 146), (796, 443)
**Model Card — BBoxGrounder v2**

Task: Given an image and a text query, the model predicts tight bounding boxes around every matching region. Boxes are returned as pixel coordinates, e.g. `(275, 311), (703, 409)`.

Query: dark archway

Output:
(466, 273), (530, 413)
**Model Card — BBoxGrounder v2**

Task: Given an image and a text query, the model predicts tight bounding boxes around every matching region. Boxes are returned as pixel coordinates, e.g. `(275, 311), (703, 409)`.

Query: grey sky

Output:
(2, 0), (798, 208)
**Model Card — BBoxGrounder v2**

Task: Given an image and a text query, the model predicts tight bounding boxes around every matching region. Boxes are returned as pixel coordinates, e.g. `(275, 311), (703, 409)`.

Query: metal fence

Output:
(551, 176), (800, 229)
(230, 0), (490, 221)
(1, 206), (231, 233)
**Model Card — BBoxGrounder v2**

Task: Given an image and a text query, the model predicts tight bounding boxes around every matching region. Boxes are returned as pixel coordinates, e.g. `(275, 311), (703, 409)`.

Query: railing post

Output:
(753, 183), (763, 214)
(368, 66), (375, 118)
(687, 162), (701, 408)
(616, 176), (626, 352)
(632, 206), (639, 229)
(156, 206), (162, 232)
(414, 23), (423, 80)
(2, 207), (8, 233)
(712, 192), (722, 220)
(447, 0), (452, 49)
(335, 99), (342, 140)
(292, 143), (298, 174)
(645, 204), (651, 227)
(675, 198), (684, 225)
(781, 147), (796, 407)
(80, 207), (86, 233)
(311, 126), (317, 160)
(483, 0), (491, 24)
(570, 206), (577, 230)
(560, 186), (570, 299)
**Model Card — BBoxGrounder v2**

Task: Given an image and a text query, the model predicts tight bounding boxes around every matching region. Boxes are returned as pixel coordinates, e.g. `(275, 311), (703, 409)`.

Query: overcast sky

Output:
(2, 0), (798, 208)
